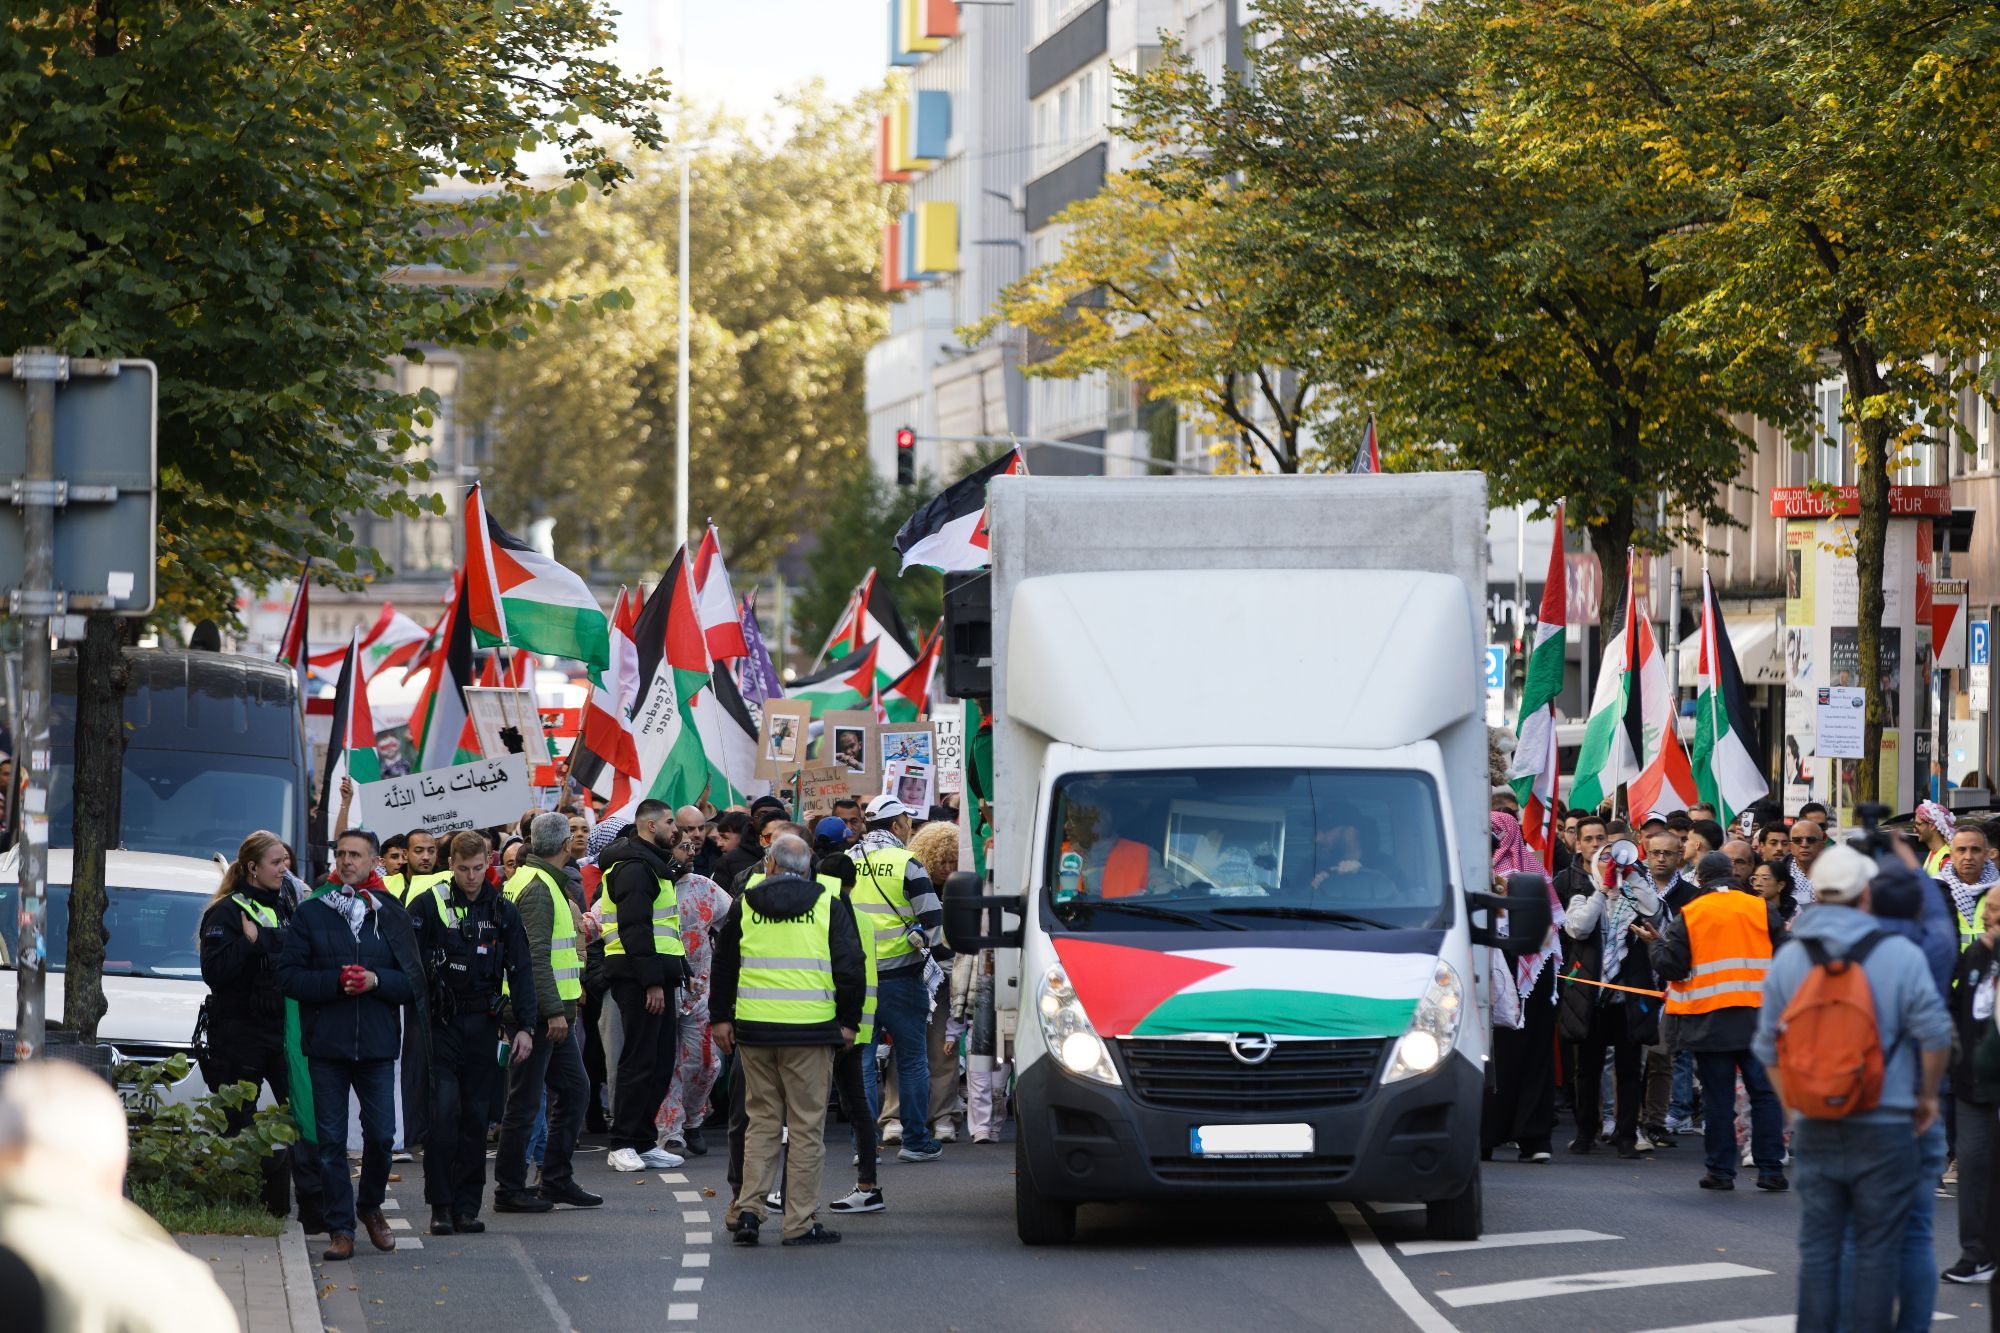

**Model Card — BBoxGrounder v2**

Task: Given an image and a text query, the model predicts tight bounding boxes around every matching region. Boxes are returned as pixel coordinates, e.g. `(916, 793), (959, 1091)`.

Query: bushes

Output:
(119, 1054), (297, 1231)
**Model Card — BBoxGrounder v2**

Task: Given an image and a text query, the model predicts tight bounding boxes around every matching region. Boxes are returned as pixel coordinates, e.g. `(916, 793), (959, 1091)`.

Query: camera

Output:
(1847, 802), (1908, 861)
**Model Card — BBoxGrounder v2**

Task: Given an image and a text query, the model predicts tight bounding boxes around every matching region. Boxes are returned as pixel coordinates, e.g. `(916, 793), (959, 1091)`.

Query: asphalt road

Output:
(315, 1124), (1992, 1333)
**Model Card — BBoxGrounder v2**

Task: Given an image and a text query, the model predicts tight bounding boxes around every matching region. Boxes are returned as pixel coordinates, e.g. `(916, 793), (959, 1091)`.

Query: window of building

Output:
(1813, 379), (1848, 485)
(1977, 355), (1996, 472)
(1032, 63), (1109, 176)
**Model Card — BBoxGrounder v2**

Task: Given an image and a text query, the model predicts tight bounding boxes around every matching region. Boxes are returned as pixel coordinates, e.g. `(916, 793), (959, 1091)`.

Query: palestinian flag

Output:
(695, 663), (769, 805)
(818, 567), (916, 682)
(1505, 504), (1566, 860)
(620, 547), (713, 819)
(881, 630), (942, 723)
(1570, 551), (1695, 818)
(787, 638), (881, 718)
(310, 602), (429, 681)
(411, 571), (477, 771)
(317, 631), (380, 844)
(1349, 416), (1380, 475)
(694, 524), (750, 662)
(464, 481), (610, 671)
(894, 447), (1026, 575)
(1692, 567), (1768, 822)
(276, 560), (310, 702)
(570, 586), (643, 806)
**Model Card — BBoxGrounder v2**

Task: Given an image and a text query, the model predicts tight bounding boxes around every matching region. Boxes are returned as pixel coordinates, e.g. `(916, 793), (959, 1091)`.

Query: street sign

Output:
(1484, 644), (1506, 726)
(1973, 619), (1990, 714)
(0, 357), (158, 617)
(1933, 578), (1969, 670)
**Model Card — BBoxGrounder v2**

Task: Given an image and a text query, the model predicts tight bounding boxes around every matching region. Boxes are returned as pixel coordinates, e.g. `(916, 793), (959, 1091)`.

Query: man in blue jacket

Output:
(278, 828), (422, 1263)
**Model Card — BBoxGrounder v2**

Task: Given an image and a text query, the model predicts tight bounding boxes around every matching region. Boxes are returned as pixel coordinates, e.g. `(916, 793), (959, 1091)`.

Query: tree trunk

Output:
(1592, 493), (1637, 641)
(64, 614), (127, 1042)
(1850, 380), (1892, 806)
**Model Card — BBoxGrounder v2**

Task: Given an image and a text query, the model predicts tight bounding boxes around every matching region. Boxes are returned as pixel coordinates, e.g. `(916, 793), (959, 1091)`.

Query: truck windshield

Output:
(45, 750), (298, 861)
(1046, 768), (1450, 932)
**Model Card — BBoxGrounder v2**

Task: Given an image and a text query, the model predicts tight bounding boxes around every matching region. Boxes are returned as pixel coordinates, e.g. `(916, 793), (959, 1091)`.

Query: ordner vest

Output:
(502, 865), (583, 1003)
(737, 883), (841, 1029)
(1665, 890), (1773, 1016)
(599, 859), (686, 960)
(751, 872), (875, 1043)
(392, 869), (449, 906)
(850, 846), (919, 965)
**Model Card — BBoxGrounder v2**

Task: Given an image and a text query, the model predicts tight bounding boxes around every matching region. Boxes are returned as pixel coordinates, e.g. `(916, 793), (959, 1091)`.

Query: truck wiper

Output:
(1208, 905), (1394, 929)
(1067, 899), (1248, 930)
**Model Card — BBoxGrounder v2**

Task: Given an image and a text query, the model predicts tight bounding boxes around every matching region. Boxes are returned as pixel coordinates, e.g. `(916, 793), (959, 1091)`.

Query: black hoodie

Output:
(710, 872), (866, 1047)
(598, 834), (689, 990)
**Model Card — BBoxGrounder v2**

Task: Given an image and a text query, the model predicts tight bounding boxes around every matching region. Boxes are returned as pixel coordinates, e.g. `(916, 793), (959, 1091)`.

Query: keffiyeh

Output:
(1941, 856), (2000, 926)
(1917, 800), (1958, 840)
(1490, 811), (1563, 1011)
(322, 872), (387, 939)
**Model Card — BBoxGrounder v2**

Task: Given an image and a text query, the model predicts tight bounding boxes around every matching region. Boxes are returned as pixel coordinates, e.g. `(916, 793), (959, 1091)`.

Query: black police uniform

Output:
(197, 882), (324, 1227)
(409, 875), (536, 1229)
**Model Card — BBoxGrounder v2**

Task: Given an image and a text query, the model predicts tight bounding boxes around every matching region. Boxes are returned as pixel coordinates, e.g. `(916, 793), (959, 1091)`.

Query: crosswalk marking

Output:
(658, 1172), (688, 1184)
(686, 1231), (712, 1244)
(682, 1209), (709, 1223)
(683, 1253), (710, 1268)
(1632, 1316), (1956, 1333)
(1396, 1229), (1620, 1257)
(386, 1217), (412, 1231)
(668, 1302), (698, 1320)
(674, 1277), (703, 1293)
(1436, 1263), (1771, 1309)
(675, 1190), (702, 1202)
(396, 1236), (424, 1251)
(378, 1198), (400, 1210)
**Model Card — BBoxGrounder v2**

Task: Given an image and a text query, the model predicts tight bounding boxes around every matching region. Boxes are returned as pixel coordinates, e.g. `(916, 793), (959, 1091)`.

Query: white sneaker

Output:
(935, 1122), (958, 1143)
(880, 1124), (903, 1144)
(829, 1186), (884, 1214)
(640, 1146), (685, 1170)
(765, 1189), (783, 1209)
(1634, 1133), (1655, 1153)
(607, 1148), (646, 1172)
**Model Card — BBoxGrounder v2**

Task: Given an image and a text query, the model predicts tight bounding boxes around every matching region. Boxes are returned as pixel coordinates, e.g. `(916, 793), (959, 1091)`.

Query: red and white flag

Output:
(693, 523), (750, 662)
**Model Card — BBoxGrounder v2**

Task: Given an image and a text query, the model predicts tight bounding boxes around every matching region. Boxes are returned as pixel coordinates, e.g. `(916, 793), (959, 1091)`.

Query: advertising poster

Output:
(1784, 523), (1815, 627)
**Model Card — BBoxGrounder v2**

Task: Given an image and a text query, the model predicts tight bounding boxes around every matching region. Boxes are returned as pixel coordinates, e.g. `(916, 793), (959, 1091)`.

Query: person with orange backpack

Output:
(1752, 839), (1954, 1333)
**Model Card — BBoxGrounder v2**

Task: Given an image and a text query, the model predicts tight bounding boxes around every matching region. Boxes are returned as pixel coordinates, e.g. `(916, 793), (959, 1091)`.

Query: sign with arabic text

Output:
(355, 755), (534, 839)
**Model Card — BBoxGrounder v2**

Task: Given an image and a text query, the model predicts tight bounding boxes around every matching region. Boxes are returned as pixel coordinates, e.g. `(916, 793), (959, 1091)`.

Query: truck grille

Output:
(1117, 1037), (1385, 1114)
(1150, 1154), (1356, 1186)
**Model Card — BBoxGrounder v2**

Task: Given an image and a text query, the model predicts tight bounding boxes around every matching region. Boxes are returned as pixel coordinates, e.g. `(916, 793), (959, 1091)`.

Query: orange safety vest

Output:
(1100, 839), (1152, 899)
(1664, 890), (1773, 1016)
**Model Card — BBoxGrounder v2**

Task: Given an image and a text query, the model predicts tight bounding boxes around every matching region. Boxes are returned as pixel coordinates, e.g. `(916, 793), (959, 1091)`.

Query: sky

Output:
(613, 0), (882, 126)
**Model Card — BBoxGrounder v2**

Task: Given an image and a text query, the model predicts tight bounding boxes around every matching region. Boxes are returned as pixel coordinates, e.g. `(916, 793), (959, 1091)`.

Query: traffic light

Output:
(1508, 636), (1526, 694)
(896, 425), (916, 486)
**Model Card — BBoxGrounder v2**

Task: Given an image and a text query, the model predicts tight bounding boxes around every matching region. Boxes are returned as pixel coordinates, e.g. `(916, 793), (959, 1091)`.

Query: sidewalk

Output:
(178, 1224), (323, 1333)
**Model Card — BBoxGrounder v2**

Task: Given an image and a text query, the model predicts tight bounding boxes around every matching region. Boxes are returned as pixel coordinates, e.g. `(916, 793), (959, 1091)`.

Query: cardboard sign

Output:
(932, 702), (965, 797)
(356, 755), (534, 839)
(797, 764), (854, 821)
(464, 687), (553, 768)
(820, 709), (878, 794)
(878, 722), (935, 777)
(756, 699), (813, 782)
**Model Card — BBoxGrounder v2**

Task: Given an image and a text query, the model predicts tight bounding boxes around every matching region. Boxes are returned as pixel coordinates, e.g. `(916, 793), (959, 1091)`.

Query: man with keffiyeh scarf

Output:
(1482, 811), (1565, 1163)
(1937, 819), (1999, 946)
(1559, 839), (1664, 1158)
(278, 828), (430, 1263)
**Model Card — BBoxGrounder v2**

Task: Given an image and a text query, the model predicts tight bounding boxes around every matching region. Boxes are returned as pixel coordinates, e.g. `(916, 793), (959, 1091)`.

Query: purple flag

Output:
(736, 591), (783, 707)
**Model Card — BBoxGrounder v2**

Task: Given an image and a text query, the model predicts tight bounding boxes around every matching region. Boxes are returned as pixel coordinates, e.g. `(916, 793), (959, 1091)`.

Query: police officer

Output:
(409, 831), (537, 1235)
(599, 800), (690, 1173)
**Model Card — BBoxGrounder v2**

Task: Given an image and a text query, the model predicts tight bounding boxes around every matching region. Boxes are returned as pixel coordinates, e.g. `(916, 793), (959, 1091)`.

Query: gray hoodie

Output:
(1751, 903), (1953, 1124)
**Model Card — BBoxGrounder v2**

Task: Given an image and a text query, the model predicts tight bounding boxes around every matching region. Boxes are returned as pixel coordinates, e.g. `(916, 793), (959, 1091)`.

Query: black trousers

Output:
(609, 978), (680, 1153)
(1574, 1004), (1644, 1149)
(832, 1044), (878, 1186)
(204, 1031), (322, 1222)
(1482, 964), (1558, 1156)
(425, 1013), (502, 1216)
(581, 984), (609, 1126)
(495, 1018), (586, 1195)
(727, 1053), (748, 1194)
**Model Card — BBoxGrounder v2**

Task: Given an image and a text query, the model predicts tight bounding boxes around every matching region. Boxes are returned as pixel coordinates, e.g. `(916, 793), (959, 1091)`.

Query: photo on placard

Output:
(879, 723), (934, 771)
(894, 761), (933, 813)
(831, 726), (865, 772)
(819, 710), (878, 794)
(756, 699), (813, 782)
(766, 713), (799, 764)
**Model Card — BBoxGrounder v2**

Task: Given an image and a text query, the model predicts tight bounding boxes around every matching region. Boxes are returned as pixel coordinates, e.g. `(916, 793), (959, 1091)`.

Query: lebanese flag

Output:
(1349, 416), (1380, 474)
(317, 631), (380, 844)
(411, 571), (476, 771)
(311, 603), (429, 681)
(787, 638), (881, 718)
(570, 586), (643, 803)
(1574, 552), (1694, 819)
(881, 630), (942, 723)
(277, 561), (310, 702)
(1691, 567), (1768, 822)
(619, 547), (713, 820)
(1505, 504), (1566, 860)
(693, 524), (750, 662)
(895, 447), (1026, 574)
(463, 482), (610, 671)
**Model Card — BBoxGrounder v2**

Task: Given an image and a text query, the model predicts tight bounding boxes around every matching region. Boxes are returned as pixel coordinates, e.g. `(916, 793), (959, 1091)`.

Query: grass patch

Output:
(134, 1182), (284, 1238)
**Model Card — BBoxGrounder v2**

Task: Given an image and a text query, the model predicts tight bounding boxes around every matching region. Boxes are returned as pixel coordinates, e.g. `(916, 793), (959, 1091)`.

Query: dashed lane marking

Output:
(1435, 1263), (1772, 1309)
(686, 1231), (712, 1244)
(386, 1217), (412, 1231)
(683, 1253), (710, 1268)
(675, 1190), (703, 1202)
(681, 1209), (709, 1223)
(1396, 1229), (1621, 1257)
(1329, 1203), (1462, 1333)
(659, 1172), (688, 1184)
(674, 1278), (703, 1292)
(668, 1303), (698, 1320)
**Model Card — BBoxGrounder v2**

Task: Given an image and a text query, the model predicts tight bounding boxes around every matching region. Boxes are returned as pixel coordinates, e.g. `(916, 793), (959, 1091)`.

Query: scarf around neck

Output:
(319, 871), (387, 939)
(1941, 857), (2000, 926)
(1491, 811), (1562, 1001)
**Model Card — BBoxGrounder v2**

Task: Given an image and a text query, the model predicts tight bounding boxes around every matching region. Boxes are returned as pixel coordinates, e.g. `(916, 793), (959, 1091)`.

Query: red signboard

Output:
(1768, 485), (1953, 518)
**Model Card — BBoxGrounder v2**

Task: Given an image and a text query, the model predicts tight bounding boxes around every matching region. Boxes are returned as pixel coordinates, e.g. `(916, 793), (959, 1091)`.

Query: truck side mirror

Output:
(1467, 873), (1553, 957)
(942, 870), (1023, 953)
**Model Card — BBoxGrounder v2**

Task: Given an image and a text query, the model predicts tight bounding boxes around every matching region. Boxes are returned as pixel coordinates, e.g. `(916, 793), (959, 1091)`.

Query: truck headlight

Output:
(1382, 959), (1462, 1084)
(1036, 964), (1121, 1087)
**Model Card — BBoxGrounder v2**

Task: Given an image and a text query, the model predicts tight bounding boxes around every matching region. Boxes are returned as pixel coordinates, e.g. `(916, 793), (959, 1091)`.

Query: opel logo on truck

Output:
(1228, 1033), (1275, 1066)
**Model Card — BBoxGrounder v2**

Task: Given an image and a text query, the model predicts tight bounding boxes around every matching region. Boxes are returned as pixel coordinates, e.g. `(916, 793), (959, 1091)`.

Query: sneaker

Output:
(1517, 1148), (1552, 1163)
(731, 1213), (761, 1246)
(640, 1146), (686, 1170)
(1756, 1174), (1789, 1193)
(683, 1126), (709, 1157)
(1943, 1259), (1996, 1284)
(898, 1140), (944, 1163)
(1634, 1133), (1655, 1153)
(880, 1124), (903, 1144)
(1698, 1173), (1735, 1191)
(782, 1223), (842, 1246)
(1678, 1120), (1706, 1136)
(392, 1148), (414, 1163)
(607, 1148), (646, 1173)
(664, 1138), (687, 1155)
(935, 1122), (958, 1143)
(829, 1187), (884, 1214)
(1644, 1126), (1677, 1149)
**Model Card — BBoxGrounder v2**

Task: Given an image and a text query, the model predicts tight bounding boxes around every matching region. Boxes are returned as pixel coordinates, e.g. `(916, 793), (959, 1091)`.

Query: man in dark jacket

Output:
(712, 834), (865, 1247)
(277, 829), (421, 1263)
(1646, 851), (1786, 1192)
(601, 800), (691, 1173)
(1946, 891), (2000, 1282)
(1560, 834), (1661, 1158)
(409, 831), (537, 1237)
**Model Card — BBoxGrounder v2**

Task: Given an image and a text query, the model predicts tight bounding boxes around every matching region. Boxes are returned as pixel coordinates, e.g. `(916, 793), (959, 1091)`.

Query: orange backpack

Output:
(1775, 933), (1886, 1119)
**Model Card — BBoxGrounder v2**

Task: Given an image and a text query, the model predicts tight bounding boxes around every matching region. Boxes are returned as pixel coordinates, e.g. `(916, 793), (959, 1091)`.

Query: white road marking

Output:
(378, 1198), (399, 1210)
(682, 1209), (709, 1223)
(1632, 1317), (1955, 1333)
(500, 1234), (573, 1332)
(675, 1190), (702, 1202)
(1396, 1229), (1620, 1257)
(668, 1304), (699, 1321)
(1328, 1203), (1462, 1333)
(658, 1172), (688, 1184)
(683, 1252), (710, 1268)
(1436, 1263), (1771, 1309)
(386, 1217), (412, 1231)
(674, 1277), (704, 1293)
(686, 1231), (712, 1244)
(1367, 1202), (1427, 1214)
(395, 1237), (423, 1251)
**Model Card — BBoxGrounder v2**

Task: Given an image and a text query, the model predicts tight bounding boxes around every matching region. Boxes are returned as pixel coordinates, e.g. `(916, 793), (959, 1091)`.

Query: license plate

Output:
(1189, 1123), (1314, 1158)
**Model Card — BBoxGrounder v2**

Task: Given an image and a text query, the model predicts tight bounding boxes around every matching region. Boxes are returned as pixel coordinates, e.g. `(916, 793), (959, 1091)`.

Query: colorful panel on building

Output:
(922, 0), (960, 40)
(875, 115), (911, 183)
(901, 0), (945, 54)
(910, 90), (951, 162)
(888, 0), (919, 65)
(913, 201), (959, 274)
(881, 224), (918, 293)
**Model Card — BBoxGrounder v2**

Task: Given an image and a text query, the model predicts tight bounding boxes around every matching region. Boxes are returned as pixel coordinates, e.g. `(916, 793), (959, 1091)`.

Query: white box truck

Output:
(942, 473), (1550, 1244)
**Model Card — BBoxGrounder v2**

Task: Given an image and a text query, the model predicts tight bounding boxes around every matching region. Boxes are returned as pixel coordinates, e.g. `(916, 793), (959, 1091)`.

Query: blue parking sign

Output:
(1484, 644), (1506, 690)
(1974, 620), (1990, 668)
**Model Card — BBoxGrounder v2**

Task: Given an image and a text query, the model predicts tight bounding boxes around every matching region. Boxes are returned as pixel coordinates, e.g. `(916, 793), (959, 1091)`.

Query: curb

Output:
(278, 1223), (323, 1333)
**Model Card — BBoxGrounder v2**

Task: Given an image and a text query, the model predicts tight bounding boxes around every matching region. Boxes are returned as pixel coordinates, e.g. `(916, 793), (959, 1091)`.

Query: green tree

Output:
(789, 465), (941, 667)
(465, 86), (899, 578)
(0, 1), (667, 1039)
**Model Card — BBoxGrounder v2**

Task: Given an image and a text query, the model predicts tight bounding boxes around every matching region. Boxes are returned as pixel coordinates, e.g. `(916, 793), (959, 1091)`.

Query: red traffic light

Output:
(896, 426), (916, 450)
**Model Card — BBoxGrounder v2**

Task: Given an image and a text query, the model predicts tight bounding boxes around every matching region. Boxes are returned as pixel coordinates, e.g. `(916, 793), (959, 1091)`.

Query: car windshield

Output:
(45, 749), (297, 860)
(0, 884), (209, 980)
(1046, 768), (1450, 932)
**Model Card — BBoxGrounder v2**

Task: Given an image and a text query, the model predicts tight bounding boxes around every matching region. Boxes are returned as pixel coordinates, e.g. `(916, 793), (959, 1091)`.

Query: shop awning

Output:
(1678, 614), (1784, 687)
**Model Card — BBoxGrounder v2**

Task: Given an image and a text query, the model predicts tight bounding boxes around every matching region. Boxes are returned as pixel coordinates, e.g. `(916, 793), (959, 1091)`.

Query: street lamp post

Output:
(674, 0), (691, 553)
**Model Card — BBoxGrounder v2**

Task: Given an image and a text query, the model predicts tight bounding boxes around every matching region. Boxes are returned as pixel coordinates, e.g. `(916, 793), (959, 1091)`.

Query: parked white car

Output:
(0, 848), (223, 1107)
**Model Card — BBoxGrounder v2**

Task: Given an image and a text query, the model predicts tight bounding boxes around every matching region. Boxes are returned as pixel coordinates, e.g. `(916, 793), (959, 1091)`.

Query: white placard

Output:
(463, 686), (552, 768)
(356, 754), (534, 838)
(1814, 685), (1867, 759)
(932, 703), (965, 796)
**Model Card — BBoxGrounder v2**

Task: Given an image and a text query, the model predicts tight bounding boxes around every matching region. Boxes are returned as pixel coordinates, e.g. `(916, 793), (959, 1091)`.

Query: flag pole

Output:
(1702, 562), (1723, 819)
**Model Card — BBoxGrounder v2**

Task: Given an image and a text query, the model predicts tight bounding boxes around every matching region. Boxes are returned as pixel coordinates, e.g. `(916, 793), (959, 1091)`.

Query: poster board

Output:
(819, 709), (878, 795)
(886, 760), (933, 813)
(355, 755), (533, 839)
(878, 722), (935, 777)
(756, 699), (812, 782)
(464, 686), (553, 768)
(797, 764), (854, 821)
(932, 702), (965, 797)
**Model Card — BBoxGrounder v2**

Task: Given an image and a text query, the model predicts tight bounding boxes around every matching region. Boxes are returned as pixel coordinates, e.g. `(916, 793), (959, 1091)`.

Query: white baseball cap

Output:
(865, 794), (912, 822)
